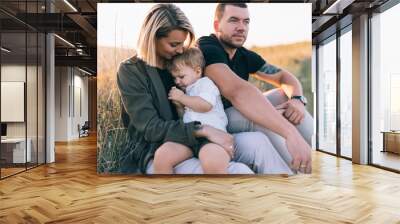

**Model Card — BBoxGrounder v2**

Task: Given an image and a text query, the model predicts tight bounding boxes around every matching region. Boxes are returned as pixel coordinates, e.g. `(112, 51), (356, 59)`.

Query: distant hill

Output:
(250, 41), (311, 73)
(98, 41), (312, 78)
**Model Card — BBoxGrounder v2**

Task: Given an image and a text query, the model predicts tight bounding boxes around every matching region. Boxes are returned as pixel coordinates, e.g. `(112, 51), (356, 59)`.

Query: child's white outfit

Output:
(182, 77), (228, 132)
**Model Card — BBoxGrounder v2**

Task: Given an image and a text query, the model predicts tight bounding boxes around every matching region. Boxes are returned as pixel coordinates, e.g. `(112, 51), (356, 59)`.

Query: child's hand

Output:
(168, 87), (185, 102)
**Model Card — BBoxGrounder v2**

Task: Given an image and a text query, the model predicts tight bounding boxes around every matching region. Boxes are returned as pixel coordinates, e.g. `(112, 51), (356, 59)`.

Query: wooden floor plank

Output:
(1, 135), (400, 223)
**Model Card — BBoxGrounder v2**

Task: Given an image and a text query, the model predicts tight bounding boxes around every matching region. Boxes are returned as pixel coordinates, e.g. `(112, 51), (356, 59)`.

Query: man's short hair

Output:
(167, 47), (205, 73)
(214, 3), (248, 21)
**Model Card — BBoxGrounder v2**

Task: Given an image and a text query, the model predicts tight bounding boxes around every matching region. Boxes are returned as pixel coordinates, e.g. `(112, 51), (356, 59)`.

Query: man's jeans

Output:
(226, 89), (314, 174)
(147, 89), (314, 174)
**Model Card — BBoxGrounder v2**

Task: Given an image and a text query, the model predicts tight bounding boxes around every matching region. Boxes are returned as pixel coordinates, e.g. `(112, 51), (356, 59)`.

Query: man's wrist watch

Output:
(291, 95), (307, 106)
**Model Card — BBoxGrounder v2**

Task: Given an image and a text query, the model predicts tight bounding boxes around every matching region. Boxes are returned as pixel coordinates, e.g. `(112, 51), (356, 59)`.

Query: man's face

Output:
(215, 5), (250, 49)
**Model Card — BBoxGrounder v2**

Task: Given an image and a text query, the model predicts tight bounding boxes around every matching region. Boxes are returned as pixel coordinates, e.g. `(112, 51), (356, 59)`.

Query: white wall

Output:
(55, 66), (69, 141)
(1, 64), (46, 164)
(72, 73), (89, 138)
(1, 65), (26, 81)
(54, 67), (89, 141)
(1, 82), (25, 122)
(1, 65), (26, 130)
(1, 65), (37, 138)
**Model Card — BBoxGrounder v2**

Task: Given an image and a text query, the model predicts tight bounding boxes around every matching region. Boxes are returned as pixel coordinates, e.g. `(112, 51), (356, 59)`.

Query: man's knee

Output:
(297, 112), (314, 145)
(263, 88), (288, 106)
(235, 132), (272, 154)
(225, 107), (252, 133)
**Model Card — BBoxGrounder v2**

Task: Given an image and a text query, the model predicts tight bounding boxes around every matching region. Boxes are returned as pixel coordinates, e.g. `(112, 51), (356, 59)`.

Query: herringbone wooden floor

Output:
(1, 135), (400, 224)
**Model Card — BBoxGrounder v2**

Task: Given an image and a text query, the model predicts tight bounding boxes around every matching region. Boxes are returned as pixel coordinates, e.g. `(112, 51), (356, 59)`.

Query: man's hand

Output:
(276, 99), (305, 125)
(286, 132), (312, 173)
(276, 108), (286, 116)
(168, 87), (185, 102)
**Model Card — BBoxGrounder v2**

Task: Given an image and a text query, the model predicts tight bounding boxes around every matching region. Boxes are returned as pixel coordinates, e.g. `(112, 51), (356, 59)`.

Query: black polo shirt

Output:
(197, 34), (281, 108)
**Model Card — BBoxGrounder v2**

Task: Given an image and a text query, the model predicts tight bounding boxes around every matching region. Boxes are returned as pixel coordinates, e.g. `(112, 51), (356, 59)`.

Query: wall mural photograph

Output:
(97, 3), (313, 175)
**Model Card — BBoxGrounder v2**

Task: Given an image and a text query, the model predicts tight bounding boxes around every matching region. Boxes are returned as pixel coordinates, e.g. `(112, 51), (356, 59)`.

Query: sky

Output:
(98, 3), (311, 49)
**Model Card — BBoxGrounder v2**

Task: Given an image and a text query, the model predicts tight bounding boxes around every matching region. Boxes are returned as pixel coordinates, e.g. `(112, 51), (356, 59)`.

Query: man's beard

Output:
(220, 33), (245, 49)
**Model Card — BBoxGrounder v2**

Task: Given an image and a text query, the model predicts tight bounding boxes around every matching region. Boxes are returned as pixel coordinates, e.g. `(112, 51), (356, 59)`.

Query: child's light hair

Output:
(167, 48), (205, 73)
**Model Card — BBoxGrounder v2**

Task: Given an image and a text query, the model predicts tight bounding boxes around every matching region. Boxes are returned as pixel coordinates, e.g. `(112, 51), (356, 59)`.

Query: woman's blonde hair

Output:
(136, 4), (195, 67)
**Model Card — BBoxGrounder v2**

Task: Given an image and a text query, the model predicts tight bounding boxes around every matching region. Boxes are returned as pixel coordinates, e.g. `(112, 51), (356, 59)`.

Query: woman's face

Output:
(156, 29), (188, 60)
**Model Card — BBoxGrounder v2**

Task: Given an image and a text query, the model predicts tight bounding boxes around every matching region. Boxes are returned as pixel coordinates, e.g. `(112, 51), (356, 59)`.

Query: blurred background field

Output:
(97, 42), (312, 173)
(250, 41), (313, 114)
(97, 47), (134, 173)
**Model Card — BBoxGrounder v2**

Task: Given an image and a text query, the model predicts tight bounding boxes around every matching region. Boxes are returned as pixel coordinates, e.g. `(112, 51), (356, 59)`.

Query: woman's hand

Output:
(201, 125), (234, 159)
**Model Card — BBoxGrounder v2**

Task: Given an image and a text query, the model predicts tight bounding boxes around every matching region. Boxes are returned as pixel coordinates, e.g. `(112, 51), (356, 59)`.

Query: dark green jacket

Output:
(117, 57), (200, 174)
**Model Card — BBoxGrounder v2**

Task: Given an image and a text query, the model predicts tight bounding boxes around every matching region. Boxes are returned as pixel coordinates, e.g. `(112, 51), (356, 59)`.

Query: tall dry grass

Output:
(97, 46), (135, 173)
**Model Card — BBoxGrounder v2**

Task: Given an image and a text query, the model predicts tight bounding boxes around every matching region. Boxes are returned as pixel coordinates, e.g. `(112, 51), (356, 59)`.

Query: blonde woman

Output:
(117, 4), (253, 174)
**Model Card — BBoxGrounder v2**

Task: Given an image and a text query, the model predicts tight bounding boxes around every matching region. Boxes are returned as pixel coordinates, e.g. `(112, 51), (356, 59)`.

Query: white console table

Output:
(1, 138), (32, 163)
